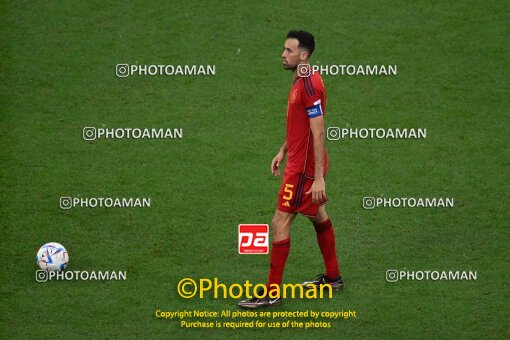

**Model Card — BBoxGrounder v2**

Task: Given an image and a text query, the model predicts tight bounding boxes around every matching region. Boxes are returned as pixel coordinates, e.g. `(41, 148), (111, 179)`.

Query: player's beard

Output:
(283, 62), (297, 71)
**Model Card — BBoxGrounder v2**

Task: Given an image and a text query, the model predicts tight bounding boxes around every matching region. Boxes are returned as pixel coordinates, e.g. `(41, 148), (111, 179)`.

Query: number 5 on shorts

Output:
(283, 184), (294, 201)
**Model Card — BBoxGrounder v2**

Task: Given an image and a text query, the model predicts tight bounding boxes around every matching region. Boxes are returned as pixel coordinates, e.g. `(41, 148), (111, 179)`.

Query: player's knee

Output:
(271, 216), (282, 229)
(271, 217), (289, 240)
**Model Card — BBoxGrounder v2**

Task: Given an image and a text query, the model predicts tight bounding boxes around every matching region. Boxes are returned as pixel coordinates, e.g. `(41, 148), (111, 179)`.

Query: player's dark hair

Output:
(286, 30), (315, 57)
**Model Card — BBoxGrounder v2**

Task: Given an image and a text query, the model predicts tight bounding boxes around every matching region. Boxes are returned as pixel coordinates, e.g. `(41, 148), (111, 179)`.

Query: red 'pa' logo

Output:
(238, 224), (269, 254)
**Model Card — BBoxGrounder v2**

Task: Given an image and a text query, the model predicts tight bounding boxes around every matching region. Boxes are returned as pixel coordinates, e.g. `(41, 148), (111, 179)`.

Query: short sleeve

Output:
(301, 77), (324, 119)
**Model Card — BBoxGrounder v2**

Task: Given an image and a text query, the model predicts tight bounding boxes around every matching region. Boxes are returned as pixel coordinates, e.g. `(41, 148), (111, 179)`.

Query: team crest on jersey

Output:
(289, 89), (298, 104)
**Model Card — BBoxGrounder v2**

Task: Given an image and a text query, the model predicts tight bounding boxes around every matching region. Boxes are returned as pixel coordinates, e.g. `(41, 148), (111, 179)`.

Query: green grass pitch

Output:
(1, 0), (508, 338)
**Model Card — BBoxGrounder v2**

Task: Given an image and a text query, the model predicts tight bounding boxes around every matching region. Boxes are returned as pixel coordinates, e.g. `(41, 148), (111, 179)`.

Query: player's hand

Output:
(305, 177), (326, 204)
(271, 151), (285, 176)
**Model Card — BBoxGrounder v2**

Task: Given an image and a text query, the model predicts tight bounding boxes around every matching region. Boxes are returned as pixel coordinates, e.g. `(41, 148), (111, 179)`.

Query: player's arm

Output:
(271, 142), (287, 176)
(305, 113), (326, 204)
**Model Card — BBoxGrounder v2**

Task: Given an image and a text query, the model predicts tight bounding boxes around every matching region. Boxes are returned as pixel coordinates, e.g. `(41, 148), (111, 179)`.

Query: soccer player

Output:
(239, 31), (343, 309)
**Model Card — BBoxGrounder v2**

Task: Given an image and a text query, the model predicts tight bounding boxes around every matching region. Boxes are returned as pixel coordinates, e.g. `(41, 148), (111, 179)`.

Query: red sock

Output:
(314, 218), (340, 279)
(266, 238), (290, 292)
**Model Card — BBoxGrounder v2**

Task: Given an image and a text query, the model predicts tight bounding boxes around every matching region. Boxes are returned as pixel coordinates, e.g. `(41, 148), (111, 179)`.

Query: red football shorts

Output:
(276, 171), (327, 217)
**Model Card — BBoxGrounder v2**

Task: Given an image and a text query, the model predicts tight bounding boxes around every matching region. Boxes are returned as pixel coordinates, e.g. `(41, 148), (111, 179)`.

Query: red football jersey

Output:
(285, 71), (328, 177)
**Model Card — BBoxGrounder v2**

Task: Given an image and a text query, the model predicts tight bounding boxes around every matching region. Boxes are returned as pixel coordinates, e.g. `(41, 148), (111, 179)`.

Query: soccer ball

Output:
(36, 242), (69, 271)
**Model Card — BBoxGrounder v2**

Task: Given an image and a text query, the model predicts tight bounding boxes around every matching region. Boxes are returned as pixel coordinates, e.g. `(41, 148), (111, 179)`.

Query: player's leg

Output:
(266, 171), (299, 291)
(266, 209), (296, 289)
(239, 172), (299, 309)
(238, 210), (296, 309)
(303, 205), (343, 289)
